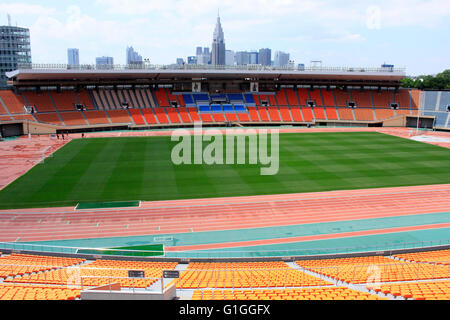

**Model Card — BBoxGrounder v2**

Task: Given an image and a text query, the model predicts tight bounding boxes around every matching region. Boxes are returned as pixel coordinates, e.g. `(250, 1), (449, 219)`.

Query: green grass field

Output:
(0, 132), (449, 210)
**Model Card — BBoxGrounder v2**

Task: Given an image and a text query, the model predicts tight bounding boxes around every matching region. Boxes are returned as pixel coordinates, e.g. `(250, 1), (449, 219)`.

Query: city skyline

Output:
(0, 0), (449, 75)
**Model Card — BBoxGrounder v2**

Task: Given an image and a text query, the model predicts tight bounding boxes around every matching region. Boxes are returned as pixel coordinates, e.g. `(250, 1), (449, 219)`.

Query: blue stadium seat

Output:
(244, 94), (255, 105)
(183, 94), (195, 105)
(234, 105), (247, 113)
(199, 105), (211, 112)
(222, 105), (234, 112)
(211, 105), (222, 112)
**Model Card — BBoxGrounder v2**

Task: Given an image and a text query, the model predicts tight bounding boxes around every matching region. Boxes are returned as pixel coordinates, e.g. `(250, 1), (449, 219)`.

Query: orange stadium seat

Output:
(106, 110), (133, 124)
(0, 115), (12, 121)
(165, 107), (181, 123)
(84, 111), (110, 125)
(374, 109), (395, 120)
(212, 113), (225, 122)
(308, 89), (323, 107)
(257, 107), (270, 121)
(0, 91), (27, 114)
(200, 113), (214, 123)
(354, 108), (375, 121)
(268, 95), (277, 106)
(187, 107), (201, 122)
(301, 107), (314, 122)
(394, 89), (411, 109)
(11, 114), (35, 121)
(34, 113), (63, 126)
(247, 107), (260, 122)
(193, 287), (386, 301)
(410, 89), (420, 109)
(267, 107), (281, 121)
(324, 107), (338, 120)
(50, 91), (77, 111)
(372, 90), (393, 108)
(334, 90), (350, 107)
(312, 107), (326, 120)
(279, 106), (292, 122)
(290, 107), (303, 122)
(128, 109), (146, 125)
(153, 108), (170, 123)
(275, 90), (288, 106)
(141, 109), (158, 124)
(321, 89), (335, 107)
(23, 92), (55, 112)
(59, 112), (88, 126)
(225, 112), (238, 122)
(297, 88), (308, 106)
(337, 108), (355, 121)
(350, 90), (373, 108)
(155, 89), (170, 107)
(177, 107), (192, 123)
(286, 89), (299, 106)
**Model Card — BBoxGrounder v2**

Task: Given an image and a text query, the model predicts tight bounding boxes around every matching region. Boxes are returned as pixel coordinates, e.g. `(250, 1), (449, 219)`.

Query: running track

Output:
(0, 128), (449, 253)
(0, 184), (449, 251)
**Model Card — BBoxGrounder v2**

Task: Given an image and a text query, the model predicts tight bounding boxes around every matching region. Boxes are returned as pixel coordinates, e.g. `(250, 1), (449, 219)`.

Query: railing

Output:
(15, 63), (406, 74)
(1, 239), (449, 259)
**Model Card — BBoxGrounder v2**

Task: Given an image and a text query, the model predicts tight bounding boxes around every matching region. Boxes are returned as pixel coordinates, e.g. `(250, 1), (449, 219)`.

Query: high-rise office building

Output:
(235, 51), (250, 66)
(187, 56), (197, 64)
(274, 51), (290, 67)
(67, 48), (79, 66)
(259, 48), (271, 66)
(196, 47), (210, 65)
(126, 46), (143, 65)
(211, 14), (225, 65)
(225, 50), (235, 66)
(96, 56), (114, 69)
(0, 24), (31, 88)
(249, 51), (259, 65)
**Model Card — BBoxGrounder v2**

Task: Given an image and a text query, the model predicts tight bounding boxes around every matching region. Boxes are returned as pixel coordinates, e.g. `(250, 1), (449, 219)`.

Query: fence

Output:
(16, 63), (406, 74)
(2, 239), (450, 259)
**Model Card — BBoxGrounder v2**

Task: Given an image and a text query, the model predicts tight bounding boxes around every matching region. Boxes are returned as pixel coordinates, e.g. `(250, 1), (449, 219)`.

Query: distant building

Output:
(225, 50), (235, 66)
(67, 48), (79, 67)
(196, 47), (210, 65)
(259, 48), (271, 66)
(274, 51), (290, 67)
(96, 56), (114, 69)
(176, 58), (185, 65)
(211, 14), (226, 65)
(126, 46), (143, 65)
(0, 25), (31, 88)
(235, 51), (250, 66)
(249, 51), (259, 65)
(187, 56), (197, 64)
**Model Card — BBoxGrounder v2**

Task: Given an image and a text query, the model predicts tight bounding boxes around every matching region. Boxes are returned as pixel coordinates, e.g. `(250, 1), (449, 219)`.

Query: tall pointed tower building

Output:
(211, 13), (226, 66)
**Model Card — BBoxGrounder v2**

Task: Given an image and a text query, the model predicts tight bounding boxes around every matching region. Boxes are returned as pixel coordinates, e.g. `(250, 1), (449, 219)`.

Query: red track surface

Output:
(0, 184), (449, 244)
(0, 128), (449, 250)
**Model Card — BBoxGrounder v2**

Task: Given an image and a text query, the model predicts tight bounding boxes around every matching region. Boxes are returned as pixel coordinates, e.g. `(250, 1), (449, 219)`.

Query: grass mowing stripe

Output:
(0, 132), (449, 209)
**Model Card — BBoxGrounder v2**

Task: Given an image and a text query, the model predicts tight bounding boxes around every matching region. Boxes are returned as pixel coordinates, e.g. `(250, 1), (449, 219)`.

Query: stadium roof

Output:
(6, 64), (406, 88)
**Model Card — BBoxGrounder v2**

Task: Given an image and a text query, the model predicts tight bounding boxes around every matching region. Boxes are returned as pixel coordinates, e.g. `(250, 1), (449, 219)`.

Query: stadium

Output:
(0, 62), (449, 303)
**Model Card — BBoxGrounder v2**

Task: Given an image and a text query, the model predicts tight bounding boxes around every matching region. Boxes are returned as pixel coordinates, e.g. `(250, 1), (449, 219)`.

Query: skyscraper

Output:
(96, 56), (114, 69)
(274, 51), (290, 67)
(126, 46), (143, 65)
(0, 24), (31, 88)
(225, 50), (235, 66)
(259, 48), (272, 66)
(67, 48), (79, 67)
(211, 14), (225, 66)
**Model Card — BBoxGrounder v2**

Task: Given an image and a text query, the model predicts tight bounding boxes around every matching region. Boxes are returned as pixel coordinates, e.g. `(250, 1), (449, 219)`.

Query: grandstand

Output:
(0, 64), (449, 302)
(1, 64), (446, 136)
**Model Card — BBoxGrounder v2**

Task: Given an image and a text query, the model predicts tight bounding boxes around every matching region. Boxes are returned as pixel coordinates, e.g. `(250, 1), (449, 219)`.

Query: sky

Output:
(0, 0), (449, 76)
